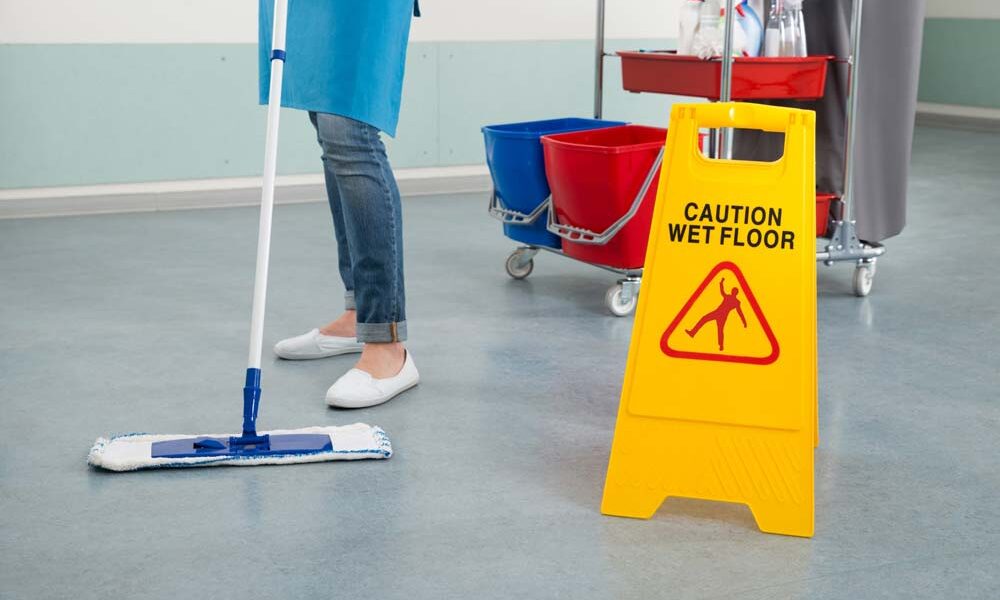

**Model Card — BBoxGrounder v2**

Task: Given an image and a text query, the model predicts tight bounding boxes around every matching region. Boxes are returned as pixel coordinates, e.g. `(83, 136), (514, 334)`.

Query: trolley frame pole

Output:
(840, 0), (864, 232)
(816, 0), (885, 285)
(717, 0), (737, 159)
(595, 0), (607, 119)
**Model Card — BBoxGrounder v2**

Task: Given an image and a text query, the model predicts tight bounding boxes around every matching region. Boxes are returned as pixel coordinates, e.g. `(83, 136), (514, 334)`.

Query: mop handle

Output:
(241, 0), (288, 437)
(248, 0), (288, 372)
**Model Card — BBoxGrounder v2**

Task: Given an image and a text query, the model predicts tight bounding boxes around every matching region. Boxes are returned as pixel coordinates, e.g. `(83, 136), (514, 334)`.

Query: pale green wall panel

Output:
(0, 43), (438, 189)
(0, 44), (312, 188)
(384, 44), (440, 167)
(436, 40), (593, 166)
(0, 40), (699, 190)
(435, 39), (685, 168)
(917, 18), (1000, 108)
(7, 23), (994, 190)
(0, 40), (684, 189)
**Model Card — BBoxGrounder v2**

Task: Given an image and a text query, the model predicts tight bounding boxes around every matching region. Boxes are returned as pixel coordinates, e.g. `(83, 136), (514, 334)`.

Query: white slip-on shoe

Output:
(273, 328), (363, 360)
(325, 351), (420, 409)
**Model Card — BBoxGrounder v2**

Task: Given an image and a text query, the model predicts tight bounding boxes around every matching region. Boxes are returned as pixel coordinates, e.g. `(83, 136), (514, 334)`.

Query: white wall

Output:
(6, 0), (999, 46)
(0, 0), (679, 44)
(414, 0), (679, 42)
(926, 0), (1000, 19)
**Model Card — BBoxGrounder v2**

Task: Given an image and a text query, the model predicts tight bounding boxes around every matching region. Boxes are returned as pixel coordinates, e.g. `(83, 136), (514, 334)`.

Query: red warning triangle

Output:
(660, 261), (779, 365)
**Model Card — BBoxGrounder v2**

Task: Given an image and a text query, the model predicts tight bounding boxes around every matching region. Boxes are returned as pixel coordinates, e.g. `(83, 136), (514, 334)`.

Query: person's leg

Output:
(309, 111), (359, 338)
(313, 112), (407, 379)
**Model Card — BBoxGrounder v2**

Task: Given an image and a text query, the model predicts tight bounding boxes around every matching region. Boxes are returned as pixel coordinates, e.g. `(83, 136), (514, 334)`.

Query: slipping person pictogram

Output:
(660, 261), (779, 365)
(685, 278), (747, 351)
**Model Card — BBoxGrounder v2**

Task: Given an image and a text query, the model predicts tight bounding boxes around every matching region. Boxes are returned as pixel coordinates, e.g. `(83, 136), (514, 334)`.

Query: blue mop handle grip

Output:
(242, 368), (262, 436)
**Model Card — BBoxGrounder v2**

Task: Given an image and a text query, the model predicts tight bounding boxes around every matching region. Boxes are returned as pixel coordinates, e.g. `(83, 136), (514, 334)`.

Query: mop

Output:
(88, 0), (392, 472)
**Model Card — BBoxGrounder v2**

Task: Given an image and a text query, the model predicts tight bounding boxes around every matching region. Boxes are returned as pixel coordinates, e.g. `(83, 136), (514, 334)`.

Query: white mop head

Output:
(88, 423), (392, 472)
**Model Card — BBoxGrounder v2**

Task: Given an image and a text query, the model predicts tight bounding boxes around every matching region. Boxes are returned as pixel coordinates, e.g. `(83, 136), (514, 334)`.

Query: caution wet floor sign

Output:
(601, 103), (817, 537)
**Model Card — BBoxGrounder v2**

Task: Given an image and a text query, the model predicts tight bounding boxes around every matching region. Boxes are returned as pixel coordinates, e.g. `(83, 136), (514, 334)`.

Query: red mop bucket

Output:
(816, 192), (835, 236)
(542, 125), (668, 269)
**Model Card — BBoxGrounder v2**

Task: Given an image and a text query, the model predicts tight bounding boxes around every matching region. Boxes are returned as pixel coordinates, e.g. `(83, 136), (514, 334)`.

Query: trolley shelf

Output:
(617, 51), (833, 100)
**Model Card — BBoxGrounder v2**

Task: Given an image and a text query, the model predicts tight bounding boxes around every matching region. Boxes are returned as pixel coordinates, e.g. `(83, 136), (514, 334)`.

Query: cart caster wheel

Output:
(606, 284), (638, 317)
(853, 262), (876, 297)
(505, 251), (534, 280)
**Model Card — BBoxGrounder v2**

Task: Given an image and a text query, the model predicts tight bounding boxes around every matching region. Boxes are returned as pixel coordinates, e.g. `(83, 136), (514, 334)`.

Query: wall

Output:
(925, 0), (1000, 19)
(0, 0), (680, 43)
(2, 0), (998, 191)
(919, 0), (1000, 111)
(0, 0), (683, 190)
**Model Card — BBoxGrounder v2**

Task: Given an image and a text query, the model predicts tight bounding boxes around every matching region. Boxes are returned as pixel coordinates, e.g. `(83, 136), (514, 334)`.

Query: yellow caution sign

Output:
(601, 103), (817, 537)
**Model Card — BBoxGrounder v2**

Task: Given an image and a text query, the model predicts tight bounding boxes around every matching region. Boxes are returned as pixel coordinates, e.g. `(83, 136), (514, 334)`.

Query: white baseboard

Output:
(0, 165), (492, 219)
(916, 102), (1000, 132)
(916, 102), (1000, 120)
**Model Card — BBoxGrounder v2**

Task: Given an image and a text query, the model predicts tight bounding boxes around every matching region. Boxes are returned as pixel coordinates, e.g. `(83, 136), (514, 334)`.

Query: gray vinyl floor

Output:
(1, 126), (999, 599)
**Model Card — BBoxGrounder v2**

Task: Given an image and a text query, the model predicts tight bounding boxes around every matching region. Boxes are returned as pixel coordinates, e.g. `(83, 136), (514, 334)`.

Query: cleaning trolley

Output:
(485, 0), (884, 316)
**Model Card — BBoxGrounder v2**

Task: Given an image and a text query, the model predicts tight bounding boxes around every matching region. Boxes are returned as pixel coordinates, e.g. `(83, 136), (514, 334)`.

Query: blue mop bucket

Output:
(483, 118), (626, 248)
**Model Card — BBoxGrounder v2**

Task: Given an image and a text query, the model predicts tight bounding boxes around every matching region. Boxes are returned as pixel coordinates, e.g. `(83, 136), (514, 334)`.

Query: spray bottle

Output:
(737, 0), (764, 57)
(691, 0), (718, 59)
(764, 0), (783, 57)
(678, 0), (705, 55)
(785, 0), (808, 56)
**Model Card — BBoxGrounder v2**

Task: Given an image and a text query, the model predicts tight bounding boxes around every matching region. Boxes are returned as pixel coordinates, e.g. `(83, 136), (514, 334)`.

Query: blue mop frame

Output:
(150, 368), (333, 459)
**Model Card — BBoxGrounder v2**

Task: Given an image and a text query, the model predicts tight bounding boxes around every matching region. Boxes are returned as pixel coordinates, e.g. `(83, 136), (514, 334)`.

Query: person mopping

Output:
(266, 0), (422, 409)
(87, 0), (413, 470)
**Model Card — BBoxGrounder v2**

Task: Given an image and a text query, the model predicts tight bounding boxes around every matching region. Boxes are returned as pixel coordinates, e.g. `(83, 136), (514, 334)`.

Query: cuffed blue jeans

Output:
(310, 111), (407, 343)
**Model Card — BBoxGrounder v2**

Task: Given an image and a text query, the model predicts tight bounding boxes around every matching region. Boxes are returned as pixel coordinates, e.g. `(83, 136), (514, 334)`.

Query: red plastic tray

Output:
(618, 51), (833, 100)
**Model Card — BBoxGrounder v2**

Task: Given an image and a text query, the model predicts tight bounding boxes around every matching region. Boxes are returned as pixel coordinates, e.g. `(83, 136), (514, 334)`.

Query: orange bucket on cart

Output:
(541, 125), (668, 269)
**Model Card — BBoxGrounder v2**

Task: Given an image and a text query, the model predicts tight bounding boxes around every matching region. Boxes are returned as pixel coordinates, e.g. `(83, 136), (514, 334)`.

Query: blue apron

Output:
(259, 0), (417, 137)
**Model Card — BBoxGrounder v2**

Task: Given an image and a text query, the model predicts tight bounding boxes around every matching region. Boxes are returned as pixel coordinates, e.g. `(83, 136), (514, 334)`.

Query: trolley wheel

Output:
(606, 284), (638, 317)
(505, 251), (534, 280)
(852, 262), (876, 297)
